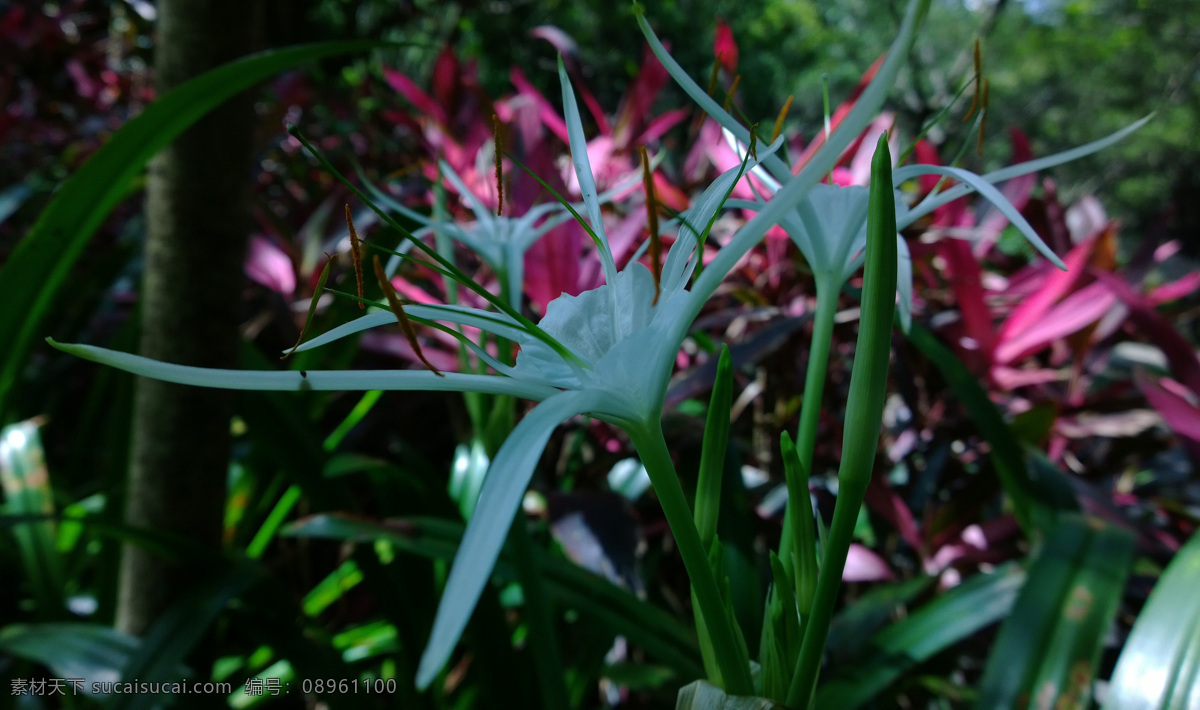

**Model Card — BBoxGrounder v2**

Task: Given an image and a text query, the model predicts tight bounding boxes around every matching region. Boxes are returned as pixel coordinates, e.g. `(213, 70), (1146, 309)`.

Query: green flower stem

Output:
(629, 424), (755, 696)
(787, 136), (898, 710)
(508, 517), (570, 710)
(778, 273), (839, 569)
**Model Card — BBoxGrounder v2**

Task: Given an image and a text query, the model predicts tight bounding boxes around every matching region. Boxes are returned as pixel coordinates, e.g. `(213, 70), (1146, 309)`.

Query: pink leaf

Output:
(994, 281), (1115, 364)
(529, 25), (578, 58)
(634, 108), (688, 148)
(524, 221), (583, 312)
(991, 366), (1064, 389)
(1094, 270), (1200, 395)
(245, 237), (295, 297)
(383, 68), (445, 125)
(939, 238), (994, 367)
(431, 45), (460, 113)
(843, 544), (894, 582)
(615, 43), (672, 147)
(996, 237), (1095, 347)
(509, 67), (569, 143)
(845, 114), (894, 187)
(713, 18), (738, 74)
(1139, 377), (1200, 443)
(864, 477), (922, 552)
(1148, 270), (1200, 305)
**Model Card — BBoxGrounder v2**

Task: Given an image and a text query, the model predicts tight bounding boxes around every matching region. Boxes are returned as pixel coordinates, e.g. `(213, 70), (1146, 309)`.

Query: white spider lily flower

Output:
(362, 157), (640, 310)
(717, 116), (1150, 331)
(51, 58), (786, 689)
(641, 0), (1147, 332)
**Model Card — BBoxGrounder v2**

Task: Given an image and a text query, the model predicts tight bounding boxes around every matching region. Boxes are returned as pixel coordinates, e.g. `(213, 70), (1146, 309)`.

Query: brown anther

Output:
(963, 39), (982, 122)
(373, 255), (444, 377)
(706, 55), (722, 98)
(977, 78), (990, 155)
(723, 75), (741, 113)
(492, 113), (505, 217)
(639, 146), (662, 306)
(772, 95), (794, 144)
(345, 205), (364, 309)
(282, 252), (337, 360)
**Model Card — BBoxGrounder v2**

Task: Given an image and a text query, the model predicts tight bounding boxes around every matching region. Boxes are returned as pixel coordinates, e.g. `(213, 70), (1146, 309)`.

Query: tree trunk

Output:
(117, 0), (258, 636)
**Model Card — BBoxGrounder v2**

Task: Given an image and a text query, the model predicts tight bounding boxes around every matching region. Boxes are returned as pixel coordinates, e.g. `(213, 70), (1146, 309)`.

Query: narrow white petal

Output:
(293, 305), (529, 354)
(899, 165), (1065, 269)
(895, 115), (1150, 229)
(48, 340), (558, 400)
(416, 389), (608, 688)
(691, 0), (930, 307)
(557, 57), (618, 289)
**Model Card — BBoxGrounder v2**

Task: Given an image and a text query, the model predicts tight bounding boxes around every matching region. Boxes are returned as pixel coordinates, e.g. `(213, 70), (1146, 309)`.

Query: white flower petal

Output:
(417, 388), (609, 688)
(48, 339), (558, 399)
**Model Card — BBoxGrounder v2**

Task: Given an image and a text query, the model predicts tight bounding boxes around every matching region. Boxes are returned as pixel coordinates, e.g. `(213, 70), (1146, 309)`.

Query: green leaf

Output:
(676, 681), (787, 710)
(1103, 530), (1200, 710)
(302, 559), (363, 617)
(675, 679), (786, 710)
(815, 564), (1025, 708)
(0, 623), (146, 690)
(110, 560), (264, 710)
(824, 575), (933, 664)
(285, 513), (704, 680)
(976, 514), (1135, 709)
(0, 39), (386, 423)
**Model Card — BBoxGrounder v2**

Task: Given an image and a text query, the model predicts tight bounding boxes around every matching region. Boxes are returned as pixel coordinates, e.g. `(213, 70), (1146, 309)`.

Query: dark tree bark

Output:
(117, 0), (259, 635)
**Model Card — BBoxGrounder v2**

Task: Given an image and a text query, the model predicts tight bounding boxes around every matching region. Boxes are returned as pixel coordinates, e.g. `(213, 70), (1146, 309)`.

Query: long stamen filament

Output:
(964, 39), (982, 122)
(723, 75), (741, 113)
(287, 127), (584, 369)
(640, 146), (662, 305)
(977, 78), (990, 155)
(772, 95), (794, 144)
(493, 114), (505, 217)
(705, 54), (722, 98)
(373, 256), (444, 377)
(282, 252), (337, 360)
(345, 205), (365, 308)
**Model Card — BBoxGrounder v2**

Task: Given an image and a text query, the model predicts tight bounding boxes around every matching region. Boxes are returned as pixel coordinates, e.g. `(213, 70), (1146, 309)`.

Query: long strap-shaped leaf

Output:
(976, 514), (1135, 709)
(1103, 530), (1200, 710)
(0, 40), (388, 423)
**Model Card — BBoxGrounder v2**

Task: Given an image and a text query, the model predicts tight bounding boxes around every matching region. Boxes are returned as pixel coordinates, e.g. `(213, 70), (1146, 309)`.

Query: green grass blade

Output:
(302, 559), (363, 617)
(1104, 530), (1200, 710)
(0, 420), (65, 615)
(0, 39), (386, 423)
(976, 514), (1135, 709)
(815, 563), (1025, 708)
